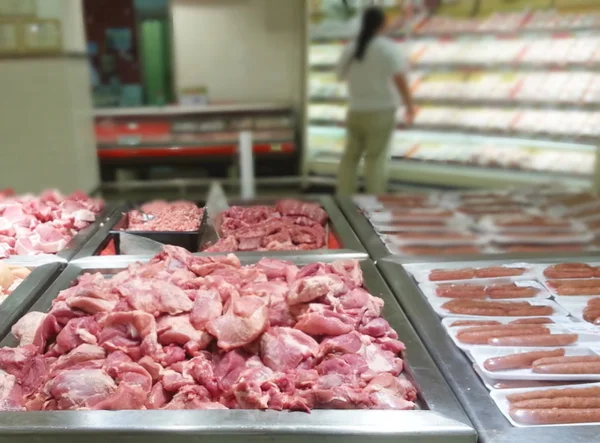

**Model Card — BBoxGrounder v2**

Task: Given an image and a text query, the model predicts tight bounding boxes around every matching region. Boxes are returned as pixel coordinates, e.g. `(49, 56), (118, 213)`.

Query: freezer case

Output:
(377, 256), (600, 443)
(0, 255), (475, 443)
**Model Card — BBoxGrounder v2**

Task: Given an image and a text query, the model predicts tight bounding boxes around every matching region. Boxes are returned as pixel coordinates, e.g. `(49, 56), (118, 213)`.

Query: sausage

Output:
(507, 386), (600, 403)
(505, 306), (554, 317)
(450, 320), (502, 327)
(458, 328), (550, 345)
(401, 246), (481, 255)
(587, 298), (600, 308)
(457, 324), (550, 334)
(511, 397), (600, 409)
(509, 408), (600, 425)
(548, 279), (600, 288)
(509, 318), (554, 325)
(485, 284), (539, 299)
(595, 267), (600, 278)
(483, 349), (565, 372)
(532, 356), (600, 367)
(533, 362), (600, 374)
(557, 286), (600, 296)
(583, 307), (600, 324)
(488, 334), (578, 347)
(446, 306), (507, 316)
(474, 267), (526, 279)
(544, 263), (594, 279)
(442, 299), (532, 310)
(436, 284), (486, 298)
(429, 268), (475, 281)
(493, 380), (581, 390)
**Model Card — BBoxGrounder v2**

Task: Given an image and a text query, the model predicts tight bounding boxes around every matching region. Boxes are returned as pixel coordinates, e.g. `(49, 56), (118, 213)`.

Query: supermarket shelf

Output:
(310, 62), (600, 72)
(411, 26), (600, 40)
(94, 103), (292, 118)
(309, 121), (599, 146)
(309, 95), (600, 111)
(97, 142), (295, 160)
(307, 157), (591, 189)
(97, 137), (294, 149)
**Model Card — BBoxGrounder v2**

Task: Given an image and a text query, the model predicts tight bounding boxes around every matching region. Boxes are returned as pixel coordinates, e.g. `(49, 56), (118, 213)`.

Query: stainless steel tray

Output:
(0, 259), (64, 342)
(378, 256), (600, 443)
(0, 255), (475, 443)
(201, 195), (368, 256)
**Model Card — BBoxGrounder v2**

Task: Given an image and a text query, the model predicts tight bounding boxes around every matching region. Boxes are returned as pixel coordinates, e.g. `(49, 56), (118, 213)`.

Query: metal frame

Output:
(56, 205), (119, 261)
(0, 256), (475, 443)
(0, 259), (64, 342)
(378, 256), (600, 443)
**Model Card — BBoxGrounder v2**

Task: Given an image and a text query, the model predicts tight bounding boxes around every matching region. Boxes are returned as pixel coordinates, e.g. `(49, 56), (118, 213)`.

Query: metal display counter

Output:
(73, 196), (368, 259)
(377, 256), (600, 443)
(0, 255), (476, 443)
(336, 197), (389, 260)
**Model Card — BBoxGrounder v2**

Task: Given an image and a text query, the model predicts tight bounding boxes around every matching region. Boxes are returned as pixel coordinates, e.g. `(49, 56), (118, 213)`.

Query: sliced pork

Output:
(0, 246), (415, 412)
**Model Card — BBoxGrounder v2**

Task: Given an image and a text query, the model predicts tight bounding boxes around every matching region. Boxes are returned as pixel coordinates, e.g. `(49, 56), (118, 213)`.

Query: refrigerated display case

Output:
(304, 4), (600, 189)
(95, 104), (297, 182)
(0, 254), (476, 443)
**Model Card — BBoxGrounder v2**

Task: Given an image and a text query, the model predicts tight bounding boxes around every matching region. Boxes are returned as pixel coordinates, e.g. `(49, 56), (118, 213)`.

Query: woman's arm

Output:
(393, 73), (416, 125)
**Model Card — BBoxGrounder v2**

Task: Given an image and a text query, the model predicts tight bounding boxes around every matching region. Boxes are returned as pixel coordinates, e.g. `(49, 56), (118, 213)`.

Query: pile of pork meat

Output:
(205, 199), (329, 252)
(0, 246), (416, 411)
(0, 190), (104, 257)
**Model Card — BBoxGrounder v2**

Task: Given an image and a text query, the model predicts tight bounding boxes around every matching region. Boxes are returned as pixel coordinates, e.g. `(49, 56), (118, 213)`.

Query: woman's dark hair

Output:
(354, 7), (385, 61)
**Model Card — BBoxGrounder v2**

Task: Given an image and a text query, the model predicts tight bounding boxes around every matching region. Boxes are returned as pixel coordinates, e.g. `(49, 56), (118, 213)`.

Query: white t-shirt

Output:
(336, 36), (408, 111)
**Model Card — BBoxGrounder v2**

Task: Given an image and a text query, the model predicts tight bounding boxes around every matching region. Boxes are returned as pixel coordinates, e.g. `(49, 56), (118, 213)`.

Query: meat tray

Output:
(378, 257), (600, 442)
(200, 196), (367, 256)
(0, 255), (475, 443)
(0, 259), (64, 342)
(109, 202), (208, 253)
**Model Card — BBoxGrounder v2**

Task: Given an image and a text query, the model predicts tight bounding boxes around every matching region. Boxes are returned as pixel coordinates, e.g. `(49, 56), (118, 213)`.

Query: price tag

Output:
(117, 135), (142, 145)
(271, 144), (283, 152)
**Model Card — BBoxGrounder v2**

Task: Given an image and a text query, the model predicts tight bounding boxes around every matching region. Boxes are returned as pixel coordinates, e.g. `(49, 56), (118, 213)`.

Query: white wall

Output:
(171, 0), (306, 106)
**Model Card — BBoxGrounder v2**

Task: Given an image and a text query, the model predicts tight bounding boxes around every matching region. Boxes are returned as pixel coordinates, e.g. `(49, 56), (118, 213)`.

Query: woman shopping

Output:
(336, 6), (415, 196)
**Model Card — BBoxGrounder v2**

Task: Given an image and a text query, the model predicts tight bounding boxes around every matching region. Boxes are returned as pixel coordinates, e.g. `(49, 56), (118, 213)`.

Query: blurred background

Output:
(0, 0), (598, 201)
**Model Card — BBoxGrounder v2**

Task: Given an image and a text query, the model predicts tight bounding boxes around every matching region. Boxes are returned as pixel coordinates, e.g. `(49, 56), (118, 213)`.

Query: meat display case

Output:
(73, 197), (369, 259)
(0, 255), (476, 443)
(377, 255), (600, 442)
(0, 259), (64, 342)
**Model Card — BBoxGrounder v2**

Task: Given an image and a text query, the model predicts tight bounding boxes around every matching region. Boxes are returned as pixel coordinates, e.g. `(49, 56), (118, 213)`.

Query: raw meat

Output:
(0, 246), (414, 412)
(204, 199), (329, 252)
(0, 190), (103, 257)
(126, 201), (203, 232)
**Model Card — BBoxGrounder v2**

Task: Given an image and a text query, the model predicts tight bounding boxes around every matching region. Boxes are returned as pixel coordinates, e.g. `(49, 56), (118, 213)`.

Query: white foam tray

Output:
(490, 382), (600, 427)
(471, 346), (600, 381)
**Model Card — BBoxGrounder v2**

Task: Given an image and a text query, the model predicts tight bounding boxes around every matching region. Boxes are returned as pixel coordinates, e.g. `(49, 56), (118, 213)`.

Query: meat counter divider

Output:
(378, 256), (600, 443)
(0, 259), (64, 343)
(57, 204), (120, 261)
(0, 255), (476, 443)
(199, 195), (368, 256)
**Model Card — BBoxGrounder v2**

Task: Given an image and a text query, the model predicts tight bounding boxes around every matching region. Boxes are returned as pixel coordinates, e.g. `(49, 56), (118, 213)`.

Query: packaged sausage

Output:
(405, 262), (537, 284)
(491, 231), (594, 246)
(490, 382), (600, 427)
(478, 215), (587, 234)
(471, 346), (600, 382)
(419, 280), (551, 302)
(431, 298), (569, 320)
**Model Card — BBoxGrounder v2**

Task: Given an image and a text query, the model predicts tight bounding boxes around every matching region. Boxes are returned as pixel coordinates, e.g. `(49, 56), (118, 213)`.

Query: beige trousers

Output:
(336, 109), (396, 196)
